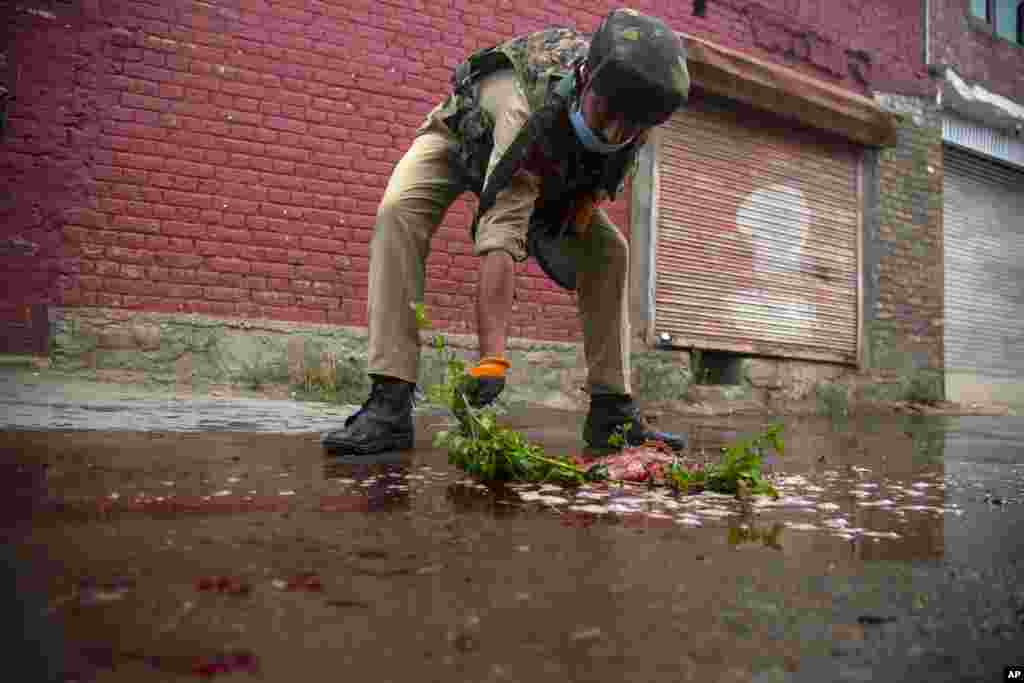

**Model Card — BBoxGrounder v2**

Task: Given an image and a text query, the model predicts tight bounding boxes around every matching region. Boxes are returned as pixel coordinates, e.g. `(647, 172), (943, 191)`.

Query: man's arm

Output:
(478, 248), (515, 358)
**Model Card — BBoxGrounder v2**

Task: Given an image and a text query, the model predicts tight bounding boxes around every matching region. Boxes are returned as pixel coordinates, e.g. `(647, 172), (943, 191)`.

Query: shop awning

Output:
(683, 34), (899, 147)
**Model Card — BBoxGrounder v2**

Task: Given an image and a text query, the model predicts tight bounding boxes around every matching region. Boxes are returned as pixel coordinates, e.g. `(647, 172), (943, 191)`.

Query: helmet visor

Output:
(588, 57), (685, 130)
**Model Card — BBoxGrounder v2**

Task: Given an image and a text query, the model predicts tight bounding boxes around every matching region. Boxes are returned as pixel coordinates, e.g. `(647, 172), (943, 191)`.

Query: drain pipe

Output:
(923, 0), (930, 66)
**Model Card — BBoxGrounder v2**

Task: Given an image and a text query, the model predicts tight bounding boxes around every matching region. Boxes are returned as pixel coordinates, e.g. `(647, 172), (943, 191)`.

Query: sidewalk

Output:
(0, 361), (361, 434)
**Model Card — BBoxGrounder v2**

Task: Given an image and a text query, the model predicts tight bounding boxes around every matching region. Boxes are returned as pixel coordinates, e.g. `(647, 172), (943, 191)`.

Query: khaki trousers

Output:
(366, 70), (633, 396)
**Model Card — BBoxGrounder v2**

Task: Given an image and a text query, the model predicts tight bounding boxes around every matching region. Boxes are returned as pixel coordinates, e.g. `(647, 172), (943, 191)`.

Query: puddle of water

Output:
(1, 415), (1022, 682)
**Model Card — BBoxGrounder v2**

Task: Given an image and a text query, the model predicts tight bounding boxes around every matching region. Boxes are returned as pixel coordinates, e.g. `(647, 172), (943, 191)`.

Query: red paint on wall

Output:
(929, 0), (1024, 103)
(0, 0), (928, 344)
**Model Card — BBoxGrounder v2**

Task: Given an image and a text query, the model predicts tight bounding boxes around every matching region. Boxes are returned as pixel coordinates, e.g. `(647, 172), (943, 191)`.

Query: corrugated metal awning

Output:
(653, 96), (862, 365)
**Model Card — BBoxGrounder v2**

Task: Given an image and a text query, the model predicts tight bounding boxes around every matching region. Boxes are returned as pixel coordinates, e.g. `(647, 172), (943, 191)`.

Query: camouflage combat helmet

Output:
(583, 8), (690, 129)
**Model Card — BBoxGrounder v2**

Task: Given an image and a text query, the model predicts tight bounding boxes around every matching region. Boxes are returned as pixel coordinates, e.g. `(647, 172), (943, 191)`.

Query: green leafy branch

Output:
(665, 423), (783, 498)
(414, 302), (783, 496)
(415, 303), (604, 486)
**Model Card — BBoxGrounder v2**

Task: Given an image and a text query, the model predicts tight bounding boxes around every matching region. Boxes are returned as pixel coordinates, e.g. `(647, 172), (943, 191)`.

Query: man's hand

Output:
(463, 356), (510, 407)
(571, 193), (600, 238)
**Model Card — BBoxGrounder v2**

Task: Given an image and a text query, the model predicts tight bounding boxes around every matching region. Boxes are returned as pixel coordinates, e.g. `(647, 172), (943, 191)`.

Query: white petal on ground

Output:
(696, 507), (738, 518)
(609, 496), (647, 506)
(766, 496), (818, 508)
(822, 518), (850, 528)
(569, 504), (610, 515)
(852, 467), (872, 474)
(278, 490), (296, 496)
(857, 499), (895, 507)
(212, 490), (232, 497)
(862, 530), (901, 539)
(519, 491), (544, 502)
(539, 495), (569, 505)
(817, 502), (841, 512)
(784, 522), (819, 531)
(675, 515), (703, 526)
(699, 491), (736, 500)
(570, 627), (604, 642)
(538, 484), (564, 493)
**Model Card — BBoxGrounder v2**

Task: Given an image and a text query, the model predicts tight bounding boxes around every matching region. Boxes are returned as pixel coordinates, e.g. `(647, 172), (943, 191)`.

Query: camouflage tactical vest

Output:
(438, 28), (641, 241)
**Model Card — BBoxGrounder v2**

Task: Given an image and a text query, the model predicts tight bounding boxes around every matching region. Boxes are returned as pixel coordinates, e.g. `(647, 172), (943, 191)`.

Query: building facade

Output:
(0, 0), (1015, 407)
(929, 0), (1024, 407)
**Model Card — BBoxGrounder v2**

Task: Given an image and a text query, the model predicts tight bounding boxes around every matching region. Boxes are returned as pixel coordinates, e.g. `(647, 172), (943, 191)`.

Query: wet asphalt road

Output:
(1, 376), (1023, 682)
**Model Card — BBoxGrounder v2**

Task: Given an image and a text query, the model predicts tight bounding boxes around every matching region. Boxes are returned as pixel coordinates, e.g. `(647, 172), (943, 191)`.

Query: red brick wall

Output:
(0, 0), (926, 344)
(930, 0), (1024, 102)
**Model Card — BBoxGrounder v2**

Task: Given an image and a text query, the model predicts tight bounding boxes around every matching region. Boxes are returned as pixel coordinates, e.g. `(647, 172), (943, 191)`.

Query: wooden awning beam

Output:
(682, 34), (899, 147)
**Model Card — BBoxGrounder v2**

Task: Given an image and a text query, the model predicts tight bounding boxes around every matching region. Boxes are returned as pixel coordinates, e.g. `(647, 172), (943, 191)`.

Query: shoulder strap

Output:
(470, 73), (576, 240)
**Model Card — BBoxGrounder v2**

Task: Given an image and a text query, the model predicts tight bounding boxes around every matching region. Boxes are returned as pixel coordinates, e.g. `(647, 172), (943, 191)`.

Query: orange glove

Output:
(465, 356), (510, 407)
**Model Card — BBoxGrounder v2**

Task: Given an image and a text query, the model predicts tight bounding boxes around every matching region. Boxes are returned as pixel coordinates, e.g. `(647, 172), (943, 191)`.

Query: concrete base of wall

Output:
(43, 307), (1016, 417)
(946, 371), (1024, 410)
(48, 307), (589, 410)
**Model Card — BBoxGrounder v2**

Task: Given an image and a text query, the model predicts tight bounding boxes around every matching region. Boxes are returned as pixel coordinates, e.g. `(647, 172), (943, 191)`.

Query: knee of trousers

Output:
(599, 227), (630, 276)
(374, 184), (447, 244)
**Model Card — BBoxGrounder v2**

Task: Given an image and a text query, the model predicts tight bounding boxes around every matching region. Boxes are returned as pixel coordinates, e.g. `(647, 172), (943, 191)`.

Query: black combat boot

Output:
(321, 375), (415, 454)
(583, 393), (688, 451)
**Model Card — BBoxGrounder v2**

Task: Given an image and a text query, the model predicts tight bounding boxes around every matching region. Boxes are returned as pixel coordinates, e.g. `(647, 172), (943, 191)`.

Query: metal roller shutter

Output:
(942, 145), (1024, 400)
(653, 97), (862, 364)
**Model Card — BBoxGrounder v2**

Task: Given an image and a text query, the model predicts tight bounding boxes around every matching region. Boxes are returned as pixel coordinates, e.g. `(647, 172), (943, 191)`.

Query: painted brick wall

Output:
(1, 0), (927, 346)
(864, 94), (945, 383)
(930, 0), (1024, 102)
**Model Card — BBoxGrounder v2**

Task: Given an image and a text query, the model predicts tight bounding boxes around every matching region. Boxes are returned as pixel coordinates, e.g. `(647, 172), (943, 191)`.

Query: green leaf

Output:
(584, 463), (609, 482)
(412, 301), (430, 329)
